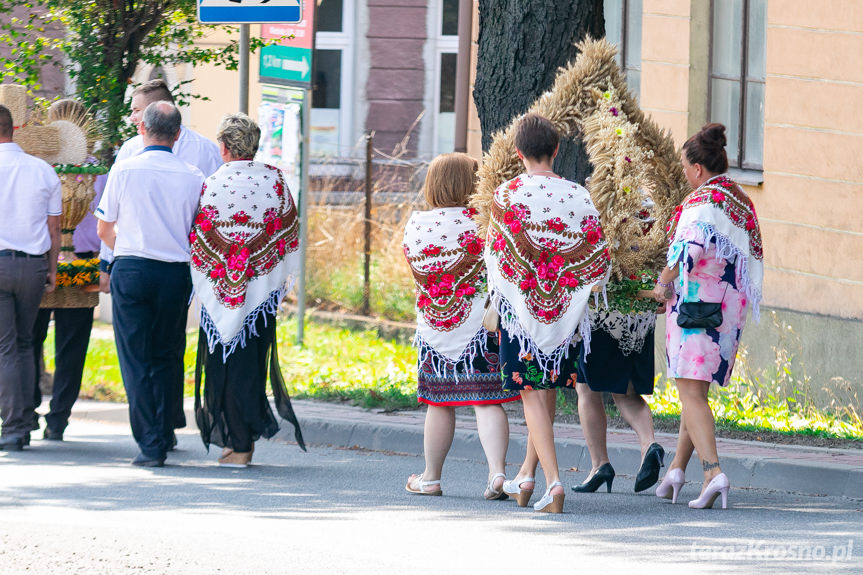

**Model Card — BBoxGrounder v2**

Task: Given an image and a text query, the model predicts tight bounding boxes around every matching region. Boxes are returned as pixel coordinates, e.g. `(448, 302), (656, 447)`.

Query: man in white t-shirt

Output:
(0, 105), (62, 451)
(96, 101), (204, 467)
(99, 79), (221, 440)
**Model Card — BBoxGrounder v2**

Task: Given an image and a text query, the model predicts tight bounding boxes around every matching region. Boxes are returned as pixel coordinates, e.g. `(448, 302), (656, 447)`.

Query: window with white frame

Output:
(312, 0), (354, 157)
(709, 0), (766, 170)
(433, 0), (459, 155)
(604, 0), (643, 99)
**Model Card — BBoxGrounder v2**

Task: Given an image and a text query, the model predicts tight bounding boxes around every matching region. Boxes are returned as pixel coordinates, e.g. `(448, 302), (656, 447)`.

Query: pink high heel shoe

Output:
(688, 473), (730, 509)
(655, 468), (685, 504)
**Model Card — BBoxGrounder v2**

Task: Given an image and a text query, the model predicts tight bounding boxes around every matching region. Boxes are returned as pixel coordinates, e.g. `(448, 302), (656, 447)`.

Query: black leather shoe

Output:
(572, 462), (615, 493)
(31, 414), (41, 431)
(43, 428), (64, 441)
(132, 453), (166, 467)
(166, 432), (178, 452)
(634, 442), (665, 493)
(0, 436), (25, 451)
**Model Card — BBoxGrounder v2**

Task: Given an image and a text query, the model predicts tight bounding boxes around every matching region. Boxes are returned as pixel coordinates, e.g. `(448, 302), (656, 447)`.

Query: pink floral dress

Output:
(665, 239), (749, 387)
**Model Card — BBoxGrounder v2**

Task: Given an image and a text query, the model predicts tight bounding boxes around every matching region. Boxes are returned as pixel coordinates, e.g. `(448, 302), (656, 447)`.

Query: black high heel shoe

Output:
(634, 442), (665, 493)
(571, 462), (615, 493)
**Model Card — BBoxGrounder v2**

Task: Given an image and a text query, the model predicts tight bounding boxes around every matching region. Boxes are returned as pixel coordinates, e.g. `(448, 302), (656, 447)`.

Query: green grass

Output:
(646, 375), (863, 440)
(45, 318), (418, 411)
(305, 260), (416, 323)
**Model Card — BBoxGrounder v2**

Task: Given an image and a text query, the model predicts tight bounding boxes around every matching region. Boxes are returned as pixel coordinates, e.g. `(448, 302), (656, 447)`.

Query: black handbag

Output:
(677, 285), (727, 329)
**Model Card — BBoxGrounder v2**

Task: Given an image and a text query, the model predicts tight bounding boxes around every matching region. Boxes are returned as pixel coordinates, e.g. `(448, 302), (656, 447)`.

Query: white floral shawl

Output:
(484, 174), (611, 376)
(403, 207), (489, 376)
(190, 161), (300, 358)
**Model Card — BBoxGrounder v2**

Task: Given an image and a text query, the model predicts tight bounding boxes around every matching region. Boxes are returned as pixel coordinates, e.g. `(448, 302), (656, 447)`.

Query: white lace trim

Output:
(492, 290), (590, 378)
(198, 279), (292, 362)
(588, 308), (655, 356)
(412, 326), (489, 380)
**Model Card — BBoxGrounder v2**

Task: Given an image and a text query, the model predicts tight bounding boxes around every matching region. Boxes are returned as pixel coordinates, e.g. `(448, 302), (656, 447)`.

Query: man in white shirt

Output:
(0, 105), (62, 451)
(96, 101), (204, 467)
(100, 79), (221, 439)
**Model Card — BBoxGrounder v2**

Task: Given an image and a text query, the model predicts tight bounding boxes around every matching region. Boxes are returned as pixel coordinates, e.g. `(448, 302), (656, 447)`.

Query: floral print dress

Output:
(666, 238), (749, 387)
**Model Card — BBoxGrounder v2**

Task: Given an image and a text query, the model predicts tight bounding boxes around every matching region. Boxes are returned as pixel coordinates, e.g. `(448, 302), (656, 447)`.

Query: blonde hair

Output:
(423, 153), (478, 208)
(217, 113), (260, 159)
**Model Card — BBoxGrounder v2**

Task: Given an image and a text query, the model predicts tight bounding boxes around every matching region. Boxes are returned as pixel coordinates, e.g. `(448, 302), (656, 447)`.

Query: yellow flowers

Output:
(56, 258), (100, 287)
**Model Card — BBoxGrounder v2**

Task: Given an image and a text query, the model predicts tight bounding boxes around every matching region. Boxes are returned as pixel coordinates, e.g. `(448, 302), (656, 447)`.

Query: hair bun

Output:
(700, 123), (727, 150)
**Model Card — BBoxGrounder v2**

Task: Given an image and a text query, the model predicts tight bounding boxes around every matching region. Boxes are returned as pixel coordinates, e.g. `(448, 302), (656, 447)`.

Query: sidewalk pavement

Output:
(66, 397), (863, 500)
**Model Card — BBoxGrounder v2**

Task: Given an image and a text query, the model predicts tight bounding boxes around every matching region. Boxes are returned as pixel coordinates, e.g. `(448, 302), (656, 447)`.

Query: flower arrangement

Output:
(55, 258), (100, 287)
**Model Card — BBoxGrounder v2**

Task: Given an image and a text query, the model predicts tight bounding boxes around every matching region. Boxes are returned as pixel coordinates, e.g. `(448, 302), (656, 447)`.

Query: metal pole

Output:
(296, 87), (312, 345)
(361, 133), (373, 316)
(239, 24), (250, 114)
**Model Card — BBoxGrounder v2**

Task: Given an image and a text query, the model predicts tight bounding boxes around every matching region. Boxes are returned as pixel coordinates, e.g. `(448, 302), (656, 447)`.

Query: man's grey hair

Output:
(142, 101), (181, 142)
(216, 113), (260, 160)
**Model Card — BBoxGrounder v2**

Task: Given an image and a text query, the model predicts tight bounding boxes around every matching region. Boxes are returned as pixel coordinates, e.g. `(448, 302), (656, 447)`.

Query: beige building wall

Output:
(180, 27), (265, 142)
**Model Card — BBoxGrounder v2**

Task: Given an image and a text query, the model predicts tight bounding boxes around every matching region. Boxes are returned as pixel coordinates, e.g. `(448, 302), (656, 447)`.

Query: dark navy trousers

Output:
(110, 257), (191, 460)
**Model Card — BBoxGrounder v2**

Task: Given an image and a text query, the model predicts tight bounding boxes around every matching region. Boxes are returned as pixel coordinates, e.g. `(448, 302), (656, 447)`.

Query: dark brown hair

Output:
(683, 122), (729, 174)
(131, 79), (174, 105)
(515, 113), (559, 161)
(423, 153), (478, 208)
(0, 105), (12, 139)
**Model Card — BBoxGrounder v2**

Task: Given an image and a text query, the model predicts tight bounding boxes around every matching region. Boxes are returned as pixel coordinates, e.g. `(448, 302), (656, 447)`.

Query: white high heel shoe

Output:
(502, 476), (535, 507)
(533, 481), (565, 513)
(655, 468), (685, 504)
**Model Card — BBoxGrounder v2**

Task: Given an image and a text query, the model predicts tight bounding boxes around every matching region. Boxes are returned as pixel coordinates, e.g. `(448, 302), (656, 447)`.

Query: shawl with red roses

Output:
(190, 161), (300, 358)
(666, 174), (764, 321)
(403, 207), (490, 376)
(484, 174), (611, 378)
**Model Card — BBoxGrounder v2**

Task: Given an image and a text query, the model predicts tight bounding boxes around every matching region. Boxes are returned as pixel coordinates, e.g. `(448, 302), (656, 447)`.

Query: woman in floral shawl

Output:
(653, 123), (763, 509)
(484, 114), (611, 512)
(403, 153), (520, 499)
(190, 114), (305, 468)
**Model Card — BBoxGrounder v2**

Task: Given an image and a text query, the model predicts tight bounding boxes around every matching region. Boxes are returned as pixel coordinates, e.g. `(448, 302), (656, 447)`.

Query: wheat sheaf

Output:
(471, 37), (690, 280)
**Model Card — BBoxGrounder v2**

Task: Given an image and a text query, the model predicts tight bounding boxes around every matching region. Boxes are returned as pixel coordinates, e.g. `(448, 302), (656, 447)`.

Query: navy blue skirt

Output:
(575, 328), (655, 395)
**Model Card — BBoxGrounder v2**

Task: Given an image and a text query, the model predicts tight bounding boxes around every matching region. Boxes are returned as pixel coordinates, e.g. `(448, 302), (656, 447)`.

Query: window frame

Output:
(605, 0), (643, 99)
(708, 0), (765, 171)
(431, 0), (459, 156)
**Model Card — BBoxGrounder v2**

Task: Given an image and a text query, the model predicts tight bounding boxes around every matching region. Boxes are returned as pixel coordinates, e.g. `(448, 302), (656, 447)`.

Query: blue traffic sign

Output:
(198, 0), (301, 24)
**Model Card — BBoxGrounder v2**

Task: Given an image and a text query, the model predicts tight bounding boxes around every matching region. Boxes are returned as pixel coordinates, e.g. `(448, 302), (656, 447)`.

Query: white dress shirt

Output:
(0, 142), (62, 255)
(116, 125), (222, 178)
(96, 147), (204, 263)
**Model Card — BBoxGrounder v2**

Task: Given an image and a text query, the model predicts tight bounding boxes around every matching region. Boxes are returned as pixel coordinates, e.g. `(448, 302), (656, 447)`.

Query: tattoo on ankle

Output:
(702, 460), (720, 471)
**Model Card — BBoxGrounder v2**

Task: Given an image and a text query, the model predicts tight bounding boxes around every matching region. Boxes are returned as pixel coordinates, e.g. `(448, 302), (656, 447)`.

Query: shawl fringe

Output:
(412, 326), (489, 380)
(199, 279), (293, 362)
(493, 290), (591, 377)
(670, 222), (761, 322)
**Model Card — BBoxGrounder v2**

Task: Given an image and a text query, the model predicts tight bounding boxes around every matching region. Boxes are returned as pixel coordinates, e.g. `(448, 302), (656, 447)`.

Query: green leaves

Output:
(0, 0), (277, 165)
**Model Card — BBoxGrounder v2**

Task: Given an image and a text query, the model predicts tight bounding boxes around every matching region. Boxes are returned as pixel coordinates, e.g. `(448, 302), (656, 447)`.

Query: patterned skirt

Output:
(417, 338), (521, 406)
(499, 325), (579, 391)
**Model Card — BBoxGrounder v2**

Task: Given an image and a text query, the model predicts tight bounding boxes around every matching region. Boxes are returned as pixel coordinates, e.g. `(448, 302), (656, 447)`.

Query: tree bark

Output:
(474, 0), (605, 184)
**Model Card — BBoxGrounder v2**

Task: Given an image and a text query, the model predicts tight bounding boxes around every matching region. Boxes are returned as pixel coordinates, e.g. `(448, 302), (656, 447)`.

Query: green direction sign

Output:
(260, 44), (312, 87)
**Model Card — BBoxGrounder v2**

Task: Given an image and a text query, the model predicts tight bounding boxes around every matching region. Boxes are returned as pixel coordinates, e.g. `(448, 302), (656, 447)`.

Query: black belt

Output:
(0, 249), (45, 258)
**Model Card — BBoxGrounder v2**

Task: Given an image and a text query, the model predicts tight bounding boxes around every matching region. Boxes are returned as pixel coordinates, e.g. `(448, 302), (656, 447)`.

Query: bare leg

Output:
(474, 404), (509, 491)
(676, 378), (720, 490)
(407, 404), (455, 492)
(511, 391), (555, 490)
(669, 410), (695, 472)
(576, 382), (610, 476)
(612, 382), (656, 458)
(521, 389), (563, 495)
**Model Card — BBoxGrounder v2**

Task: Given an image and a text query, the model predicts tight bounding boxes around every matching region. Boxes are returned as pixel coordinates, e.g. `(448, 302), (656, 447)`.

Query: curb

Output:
(68, 399), (863, 500)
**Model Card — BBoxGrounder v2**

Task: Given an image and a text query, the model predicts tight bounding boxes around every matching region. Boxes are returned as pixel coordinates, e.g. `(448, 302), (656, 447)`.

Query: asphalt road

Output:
(1, 419), (860, 574)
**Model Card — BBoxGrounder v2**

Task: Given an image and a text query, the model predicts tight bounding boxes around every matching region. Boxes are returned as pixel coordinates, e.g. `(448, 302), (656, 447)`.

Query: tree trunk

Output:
(474, 0), (605, 184)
